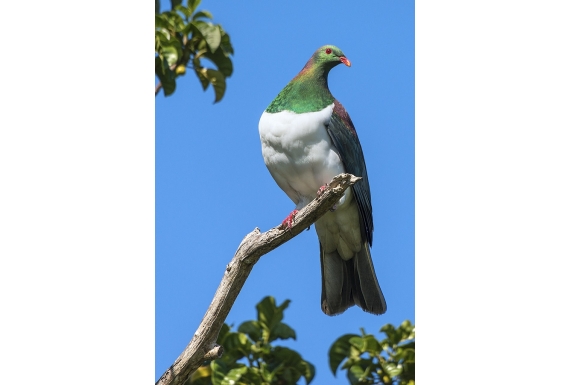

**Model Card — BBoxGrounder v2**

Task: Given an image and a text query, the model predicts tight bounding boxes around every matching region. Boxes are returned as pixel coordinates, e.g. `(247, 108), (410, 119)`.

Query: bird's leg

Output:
(280, 209), (298, 230)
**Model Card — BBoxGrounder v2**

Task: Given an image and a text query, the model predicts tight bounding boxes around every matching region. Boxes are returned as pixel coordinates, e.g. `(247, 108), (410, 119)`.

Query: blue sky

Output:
(156, 1), (414, 383)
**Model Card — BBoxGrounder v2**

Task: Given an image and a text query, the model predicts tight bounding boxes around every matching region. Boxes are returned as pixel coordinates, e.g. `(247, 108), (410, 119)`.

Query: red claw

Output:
(317, 184), (337, 212)
(317, 184), (328, 197)
(281, 209), (299, 230)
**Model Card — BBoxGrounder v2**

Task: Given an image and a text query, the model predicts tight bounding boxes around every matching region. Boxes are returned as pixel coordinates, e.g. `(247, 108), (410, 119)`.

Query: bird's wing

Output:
(326, 100), (374, 245)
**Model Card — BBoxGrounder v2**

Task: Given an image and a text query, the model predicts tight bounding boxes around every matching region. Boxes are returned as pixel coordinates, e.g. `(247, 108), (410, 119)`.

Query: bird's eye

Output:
(325, 48), (332, 54)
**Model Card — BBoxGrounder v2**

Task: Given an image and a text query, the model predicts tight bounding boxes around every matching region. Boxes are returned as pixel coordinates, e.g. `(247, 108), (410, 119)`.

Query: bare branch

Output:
(156, 173), (362, 385)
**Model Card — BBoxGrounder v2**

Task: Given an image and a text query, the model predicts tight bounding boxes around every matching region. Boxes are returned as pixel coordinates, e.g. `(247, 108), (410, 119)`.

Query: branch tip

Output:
(203, 344), (224, 360)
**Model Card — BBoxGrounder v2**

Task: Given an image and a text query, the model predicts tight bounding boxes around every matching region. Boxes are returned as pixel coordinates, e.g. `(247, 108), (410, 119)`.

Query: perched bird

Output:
(258, 45), (387, 316)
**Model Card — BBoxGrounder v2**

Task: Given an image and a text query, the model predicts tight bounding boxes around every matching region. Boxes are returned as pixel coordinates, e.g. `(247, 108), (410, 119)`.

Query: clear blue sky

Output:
(156, 1), (414, 383)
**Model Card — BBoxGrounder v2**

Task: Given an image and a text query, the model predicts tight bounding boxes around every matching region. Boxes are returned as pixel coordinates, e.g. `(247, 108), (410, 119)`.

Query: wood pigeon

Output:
(258, 45), (387, 316)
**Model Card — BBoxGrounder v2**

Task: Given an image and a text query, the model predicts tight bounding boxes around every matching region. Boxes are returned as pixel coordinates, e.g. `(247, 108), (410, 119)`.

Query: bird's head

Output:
(311, 45), (351, 69)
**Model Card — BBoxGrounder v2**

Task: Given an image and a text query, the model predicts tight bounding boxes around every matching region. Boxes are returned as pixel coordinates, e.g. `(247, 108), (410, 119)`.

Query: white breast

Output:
(258, 104), (345, 209)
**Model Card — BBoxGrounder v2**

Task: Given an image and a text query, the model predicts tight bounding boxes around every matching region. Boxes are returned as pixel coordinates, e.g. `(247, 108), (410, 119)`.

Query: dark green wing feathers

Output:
(326, 100), (374, 246)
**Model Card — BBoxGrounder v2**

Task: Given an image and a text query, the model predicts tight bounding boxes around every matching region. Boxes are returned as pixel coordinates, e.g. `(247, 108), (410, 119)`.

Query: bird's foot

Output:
(280, 209), (299, 230)
(317, 184), (337, 212)
(317, 184), (328, 197)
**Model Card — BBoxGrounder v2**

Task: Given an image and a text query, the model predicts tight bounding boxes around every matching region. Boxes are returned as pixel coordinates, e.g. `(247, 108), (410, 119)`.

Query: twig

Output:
(156, 173), (361, 385)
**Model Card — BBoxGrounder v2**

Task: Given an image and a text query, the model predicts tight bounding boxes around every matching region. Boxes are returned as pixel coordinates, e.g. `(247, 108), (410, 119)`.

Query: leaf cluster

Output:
(329, 320), (415, 385)
(187, 296), (315, 385)
(155, 0), (234, 101)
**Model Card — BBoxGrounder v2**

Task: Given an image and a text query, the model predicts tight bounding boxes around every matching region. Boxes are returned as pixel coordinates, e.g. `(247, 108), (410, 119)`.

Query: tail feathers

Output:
(352, 242), (387, 315)
(320, 247), (354, 315)
(320, 243), (387, 316)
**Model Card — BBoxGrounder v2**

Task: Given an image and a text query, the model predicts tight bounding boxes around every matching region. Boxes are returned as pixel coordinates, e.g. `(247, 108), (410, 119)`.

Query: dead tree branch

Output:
(156, 173), (361, 385)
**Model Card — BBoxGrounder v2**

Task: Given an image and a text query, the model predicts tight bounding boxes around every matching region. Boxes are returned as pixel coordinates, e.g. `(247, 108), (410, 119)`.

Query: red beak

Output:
(339, 56), (351, 67)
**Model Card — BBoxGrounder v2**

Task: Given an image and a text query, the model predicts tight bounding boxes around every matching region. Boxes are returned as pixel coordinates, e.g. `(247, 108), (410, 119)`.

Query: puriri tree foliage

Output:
(329, 320), (415, 385)
(155, 0), (234, 102)
(186, 296), (315, 385)
(182, 296), (415, 385)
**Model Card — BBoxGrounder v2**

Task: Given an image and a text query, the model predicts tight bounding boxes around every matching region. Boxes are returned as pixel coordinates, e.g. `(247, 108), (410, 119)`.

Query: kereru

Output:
(258, 45), (387, 316)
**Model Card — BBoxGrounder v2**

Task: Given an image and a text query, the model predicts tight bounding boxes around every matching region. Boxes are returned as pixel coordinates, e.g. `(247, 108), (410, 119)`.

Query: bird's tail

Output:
(320, 242), (387, 316)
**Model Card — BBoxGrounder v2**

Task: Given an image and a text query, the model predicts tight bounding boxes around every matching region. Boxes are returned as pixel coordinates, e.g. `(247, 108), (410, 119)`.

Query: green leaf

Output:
(186, 0), (201, 15)
(380, 323), (401, 346)
(349, 336), (365, 352)
(218, 331), (250, 363)
(219, 32), (234, 55)
(174, 4), (192, 18)
(399, 320), (415, 340)
(269, 345), (315, 384)
(340, 357), (358, 372)
(329, 334), (359, 375)
(192, 21), (221, 52)
(205, 25), (222, 52)
(188, 365), (212, 385)
(256, 296), (289, 332)
(155, 0), (161, 14)
(211, 360), (228, 385)
(155, 15), (168, 32)
(298, 360), (316, 384)
(200, 47), (233, 77)
(362, 334), (381, 355)
(271, 346), (302, 365)
(169, 0), (182, 9)
(258, 361), (271, 382)
(270, 322), (296, 342)
(194, 67), (210, 91)
(238, 320), (262, 342)
(347, 364), (366, 385)
(400, 360), (415, 384)
(393, 341), (415, 362)
(155, 55), (165, 74)
(155, 56), (176, 96)
(363, 365), (375, 382)
(161, 10), (185, 32)
(221, 366), (248, 385)
(381, 362), (403, 378)
(160, 44), (179, 66)
(244, 367), (263, 385)
(193, 10), (214, 20)
(187, 20), (208, 43)
(217, 323), (231, 345)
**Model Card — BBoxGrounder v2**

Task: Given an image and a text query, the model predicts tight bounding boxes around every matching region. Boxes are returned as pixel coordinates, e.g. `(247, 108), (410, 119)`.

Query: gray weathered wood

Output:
(156, 173), (361, 385)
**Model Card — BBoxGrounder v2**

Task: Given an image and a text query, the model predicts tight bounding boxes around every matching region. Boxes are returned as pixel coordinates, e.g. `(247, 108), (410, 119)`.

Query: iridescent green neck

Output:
(265, 59), (335, 114)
